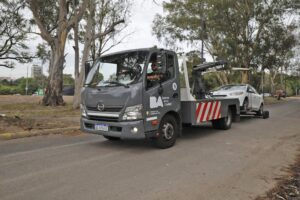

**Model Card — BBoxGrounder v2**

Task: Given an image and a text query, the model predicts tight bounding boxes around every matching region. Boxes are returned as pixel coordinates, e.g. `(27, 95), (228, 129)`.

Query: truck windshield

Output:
(85, 51), (148, 87)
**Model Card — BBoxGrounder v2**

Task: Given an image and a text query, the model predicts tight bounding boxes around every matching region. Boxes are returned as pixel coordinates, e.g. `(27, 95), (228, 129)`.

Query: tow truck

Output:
(80, 47), (240, 148)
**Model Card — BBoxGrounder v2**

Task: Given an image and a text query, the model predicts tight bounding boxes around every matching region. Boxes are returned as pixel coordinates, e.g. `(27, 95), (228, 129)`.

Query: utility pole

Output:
(200, 1), (205, 62)
(25, 65), (29, 95)
(261, 68), (264, 98)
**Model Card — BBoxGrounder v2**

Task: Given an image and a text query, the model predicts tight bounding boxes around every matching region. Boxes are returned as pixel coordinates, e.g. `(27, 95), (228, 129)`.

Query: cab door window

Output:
(146, 53), (160, 88)
(165, 53), (175, 80)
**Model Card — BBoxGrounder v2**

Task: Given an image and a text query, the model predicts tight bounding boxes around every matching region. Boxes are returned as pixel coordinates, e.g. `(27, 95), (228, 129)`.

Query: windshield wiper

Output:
(104, 81), (129, 88)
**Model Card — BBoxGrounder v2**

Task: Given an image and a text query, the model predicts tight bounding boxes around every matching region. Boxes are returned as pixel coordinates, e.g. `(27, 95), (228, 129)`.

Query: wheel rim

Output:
(162, 122), (174, 140)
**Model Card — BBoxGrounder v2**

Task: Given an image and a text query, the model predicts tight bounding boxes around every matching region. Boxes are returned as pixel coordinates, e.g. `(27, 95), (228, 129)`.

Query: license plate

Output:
(95, 124), (109, 131)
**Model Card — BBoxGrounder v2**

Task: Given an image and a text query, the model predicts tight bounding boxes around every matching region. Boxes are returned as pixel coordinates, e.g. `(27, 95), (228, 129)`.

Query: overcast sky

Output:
(1, 0), (167, 79)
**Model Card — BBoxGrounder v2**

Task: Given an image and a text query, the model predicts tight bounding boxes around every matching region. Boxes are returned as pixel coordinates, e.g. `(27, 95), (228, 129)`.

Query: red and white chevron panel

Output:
(195, 101), (221, 123)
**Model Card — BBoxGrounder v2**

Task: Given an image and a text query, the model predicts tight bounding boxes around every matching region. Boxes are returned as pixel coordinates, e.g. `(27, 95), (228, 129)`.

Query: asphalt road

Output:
(1, 99), (300, 200)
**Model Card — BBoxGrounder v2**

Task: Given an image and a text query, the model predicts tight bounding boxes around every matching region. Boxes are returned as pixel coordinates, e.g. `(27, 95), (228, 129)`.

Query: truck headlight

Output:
(229, 92), (244, 96)
(80, 104), (87, 117)
(122, 104), (143, 120)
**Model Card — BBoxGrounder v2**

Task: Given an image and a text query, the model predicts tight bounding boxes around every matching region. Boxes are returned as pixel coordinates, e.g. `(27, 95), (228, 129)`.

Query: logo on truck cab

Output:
(150, 96), (164, 109)
(97, 103), (105, 111)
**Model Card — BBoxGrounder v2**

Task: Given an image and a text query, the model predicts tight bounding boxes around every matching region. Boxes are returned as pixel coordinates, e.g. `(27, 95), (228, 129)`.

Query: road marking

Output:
(0, 139), (97, 159)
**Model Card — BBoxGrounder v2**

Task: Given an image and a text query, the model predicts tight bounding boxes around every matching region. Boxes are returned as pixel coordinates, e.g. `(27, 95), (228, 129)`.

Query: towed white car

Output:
(211, 84), (264, 115)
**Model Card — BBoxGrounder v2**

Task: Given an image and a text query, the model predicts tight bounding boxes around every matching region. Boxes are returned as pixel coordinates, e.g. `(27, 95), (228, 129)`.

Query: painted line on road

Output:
(0, 139), (98, 159)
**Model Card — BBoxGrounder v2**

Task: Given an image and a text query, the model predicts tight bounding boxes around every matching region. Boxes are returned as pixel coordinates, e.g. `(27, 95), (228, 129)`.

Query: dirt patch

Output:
(256, 151), (300, 200)
(62, 129), (83, 136)
(0, 95), (80, 135)
(0, 115), (35, 133)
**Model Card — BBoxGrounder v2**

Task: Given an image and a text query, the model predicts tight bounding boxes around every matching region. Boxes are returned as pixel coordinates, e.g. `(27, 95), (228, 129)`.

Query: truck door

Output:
(143, 51), (180, 132)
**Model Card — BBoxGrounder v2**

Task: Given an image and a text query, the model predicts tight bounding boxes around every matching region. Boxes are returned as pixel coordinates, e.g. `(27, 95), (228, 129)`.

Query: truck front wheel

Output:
(212, 109), (232, 130)
(154, 115), (178, 149)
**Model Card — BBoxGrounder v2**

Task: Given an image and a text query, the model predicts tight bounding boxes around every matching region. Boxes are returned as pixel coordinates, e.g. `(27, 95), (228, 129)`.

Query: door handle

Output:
(173, 93), (179, 98)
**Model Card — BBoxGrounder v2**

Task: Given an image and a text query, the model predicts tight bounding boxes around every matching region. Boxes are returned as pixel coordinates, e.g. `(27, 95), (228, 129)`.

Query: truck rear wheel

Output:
(212, 109), (232, 130)
(154, 115), (178, 149)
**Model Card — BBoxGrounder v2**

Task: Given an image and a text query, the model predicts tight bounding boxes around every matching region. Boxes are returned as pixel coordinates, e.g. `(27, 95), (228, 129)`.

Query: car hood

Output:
(212, 90), (244, 96)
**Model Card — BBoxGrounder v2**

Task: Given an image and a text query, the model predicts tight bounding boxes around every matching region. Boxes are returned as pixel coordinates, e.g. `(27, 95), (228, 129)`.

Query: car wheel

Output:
(263, 111), (269, 119)
(154, 115), (178, 149)
(256, 104), (264, 116)
(242, 98), (249, 112)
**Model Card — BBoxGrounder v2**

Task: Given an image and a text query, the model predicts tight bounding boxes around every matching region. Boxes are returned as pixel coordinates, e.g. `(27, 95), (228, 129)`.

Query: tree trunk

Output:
(42, 42), (66, 106)
(74, 24), (80, 79)
(73, 2), (95, 109)
(270, 69), (277, 95)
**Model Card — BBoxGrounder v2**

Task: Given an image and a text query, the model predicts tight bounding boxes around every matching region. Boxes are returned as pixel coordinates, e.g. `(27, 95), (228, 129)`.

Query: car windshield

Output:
(85, 51), (148, 87)
(216, 85), (246, 91)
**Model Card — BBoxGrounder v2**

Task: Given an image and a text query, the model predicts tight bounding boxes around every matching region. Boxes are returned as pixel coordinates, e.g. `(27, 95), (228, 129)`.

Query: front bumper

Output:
(81, 117), (146, 139)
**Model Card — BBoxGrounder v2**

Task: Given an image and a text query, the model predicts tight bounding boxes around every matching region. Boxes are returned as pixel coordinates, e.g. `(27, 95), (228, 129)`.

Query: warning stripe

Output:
(195, 101), (222, 123)
(208, 101), (217, 120)
(195, 103), (201, 120)
(197, 103), (205, 123)
(206, 101), (214, 121)
(199, 102), (209, 122)
(214, 101), (221, 120)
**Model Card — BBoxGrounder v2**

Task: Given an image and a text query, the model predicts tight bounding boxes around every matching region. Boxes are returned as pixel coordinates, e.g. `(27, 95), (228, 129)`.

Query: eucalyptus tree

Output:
(26, 0), (88, 106)
(153, 0), (299, 84)
(0, 0), (33, 68)
(72, 0), (130, 109)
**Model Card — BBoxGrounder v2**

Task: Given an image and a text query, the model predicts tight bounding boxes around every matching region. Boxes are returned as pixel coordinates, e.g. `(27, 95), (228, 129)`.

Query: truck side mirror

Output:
(156, 52), (165, 72)
(85, 62), (91, 80)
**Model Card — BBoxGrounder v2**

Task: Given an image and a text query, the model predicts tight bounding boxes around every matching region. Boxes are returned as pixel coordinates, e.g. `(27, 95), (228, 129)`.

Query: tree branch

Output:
(0, 55), (37, 61)
(93, 19), (125, 40)
(67, 0), (89, 30)
(0, 63), (13, 68)
(26, 0), (54, 44)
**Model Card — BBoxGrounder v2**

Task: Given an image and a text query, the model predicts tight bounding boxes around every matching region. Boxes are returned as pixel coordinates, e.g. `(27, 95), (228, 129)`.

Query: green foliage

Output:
(153, 0), (300, 85)
(63, 74), (75, 86)
(0, 77), (46, 95)
(36, 43), (51, 65)
(0, 0), (33, 68)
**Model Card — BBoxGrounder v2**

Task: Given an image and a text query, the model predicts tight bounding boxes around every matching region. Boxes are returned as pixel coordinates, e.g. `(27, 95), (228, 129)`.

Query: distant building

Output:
(31, 65), (43, 78)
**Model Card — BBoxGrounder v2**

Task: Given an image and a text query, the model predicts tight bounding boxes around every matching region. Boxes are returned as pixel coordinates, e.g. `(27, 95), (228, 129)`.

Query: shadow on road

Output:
(87, 115), (262, 150)
(89, 137), (155, 150)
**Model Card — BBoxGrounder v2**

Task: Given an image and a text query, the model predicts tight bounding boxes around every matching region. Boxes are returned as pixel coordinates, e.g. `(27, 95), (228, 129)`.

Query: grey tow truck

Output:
(80, 47), (240, 148)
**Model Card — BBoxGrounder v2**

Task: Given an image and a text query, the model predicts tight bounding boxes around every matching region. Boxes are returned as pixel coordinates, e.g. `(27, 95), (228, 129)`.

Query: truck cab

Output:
(81, 47), (240, 148)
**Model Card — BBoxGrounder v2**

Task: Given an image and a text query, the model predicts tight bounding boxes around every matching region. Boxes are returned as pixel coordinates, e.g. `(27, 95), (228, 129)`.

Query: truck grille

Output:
(86, 106), (123, 112)
(88, 116), (119, 122)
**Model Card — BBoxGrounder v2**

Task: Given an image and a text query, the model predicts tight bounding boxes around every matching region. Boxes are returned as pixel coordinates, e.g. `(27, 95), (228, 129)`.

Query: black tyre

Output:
(154, 115), (178, 149)
(242, 98), (249, 112)
(256, 104), (264, 116)
(212, 109), (232, 130)
(103, 135), (121, 141)
(262, 111), (269, 119)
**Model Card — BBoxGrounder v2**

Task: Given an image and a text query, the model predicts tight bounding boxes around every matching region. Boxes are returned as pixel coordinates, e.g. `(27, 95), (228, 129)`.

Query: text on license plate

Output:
(95, 124), (109, 131)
